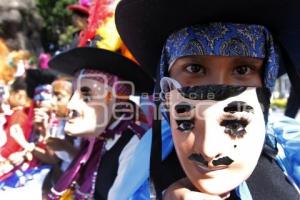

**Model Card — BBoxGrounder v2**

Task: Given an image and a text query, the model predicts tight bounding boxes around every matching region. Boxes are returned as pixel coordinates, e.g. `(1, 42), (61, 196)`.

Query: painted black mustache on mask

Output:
(189, 153), (234, 166)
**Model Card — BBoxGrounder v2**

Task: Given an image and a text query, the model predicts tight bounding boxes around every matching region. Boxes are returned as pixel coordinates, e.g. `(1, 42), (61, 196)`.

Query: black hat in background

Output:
(25, 69), (57, 99)
(48, 47), (154, 95)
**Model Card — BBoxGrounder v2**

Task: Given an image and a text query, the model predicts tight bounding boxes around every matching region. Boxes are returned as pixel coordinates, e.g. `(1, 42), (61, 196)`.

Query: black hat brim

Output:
(116, 0), (300, 78)
(25, 69), (57, 99)
(49, 47), (154, 94)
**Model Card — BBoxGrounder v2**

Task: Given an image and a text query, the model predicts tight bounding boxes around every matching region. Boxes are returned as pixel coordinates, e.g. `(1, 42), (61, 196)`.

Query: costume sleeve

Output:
(267, 115), (300, 192)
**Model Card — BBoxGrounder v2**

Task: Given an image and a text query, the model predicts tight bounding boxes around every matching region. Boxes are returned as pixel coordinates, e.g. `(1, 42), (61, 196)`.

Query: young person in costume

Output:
(0, 78), (33, 177)
(47, 46), (153, 200)
(28, 79), (78, 198)
(66, 0), (91, 49)
(67, 0), (91, 31)
(0, 69), (58, 200)
(115, 0), (300, 199)
(45, 78), (80, 173)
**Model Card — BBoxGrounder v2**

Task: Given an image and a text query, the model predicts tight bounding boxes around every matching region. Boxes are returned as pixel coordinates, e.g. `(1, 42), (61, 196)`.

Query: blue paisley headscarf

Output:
(159, 23), (280, 91)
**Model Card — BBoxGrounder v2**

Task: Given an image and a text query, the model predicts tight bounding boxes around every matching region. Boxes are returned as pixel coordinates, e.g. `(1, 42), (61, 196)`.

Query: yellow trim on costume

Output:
(95, 16), (122, 51)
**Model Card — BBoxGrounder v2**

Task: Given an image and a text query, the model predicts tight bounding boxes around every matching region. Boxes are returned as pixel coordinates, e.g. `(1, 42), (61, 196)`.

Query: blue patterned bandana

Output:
(159, 23), (280, 91)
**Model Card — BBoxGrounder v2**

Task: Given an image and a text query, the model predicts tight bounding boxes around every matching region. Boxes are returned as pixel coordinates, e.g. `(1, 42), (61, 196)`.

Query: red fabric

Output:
(78, 0), (114, 46)
(0, 107), (32, 158)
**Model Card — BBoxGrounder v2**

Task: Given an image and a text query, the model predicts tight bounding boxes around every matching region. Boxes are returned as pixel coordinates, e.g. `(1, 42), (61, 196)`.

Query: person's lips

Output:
(194, 162), (228, 173)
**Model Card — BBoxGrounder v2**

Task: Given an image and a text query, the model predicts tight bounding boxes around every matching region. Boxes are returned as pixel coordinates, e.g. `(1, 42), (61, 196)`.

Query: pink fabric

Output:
(80, 0), (91, 7)
(38, 53), (51, 70)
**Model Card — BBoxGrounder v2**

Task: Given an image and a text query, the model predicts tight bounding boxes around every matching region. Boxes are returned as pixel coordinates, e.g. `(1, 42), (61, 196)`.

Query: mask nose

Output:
(66, 91), (82, 118)
(193, 116), (228, 162)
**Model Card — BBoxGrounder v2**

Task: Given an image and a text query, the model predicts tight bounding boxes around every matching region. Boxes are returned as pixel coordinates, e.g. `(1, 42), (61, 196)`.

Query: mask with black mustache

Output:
(160, 77), (270, 195)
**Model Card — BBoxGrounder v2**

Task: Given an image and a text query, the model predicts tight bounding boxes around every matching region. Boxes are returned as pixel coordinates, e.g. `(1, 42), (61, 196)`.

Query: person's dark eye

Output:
(185, 64), (206, 74)
(176, 120), (195, 132)
(220, 119), (248, 138)
(233, 65), (252, 76)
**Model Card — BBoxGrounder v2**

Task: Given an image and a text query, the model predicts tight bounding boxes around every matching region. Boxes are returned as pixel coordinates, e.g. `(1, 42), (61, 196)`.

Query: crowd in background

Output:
(0, 39), (83, 199)
(0, 0), (299, 199)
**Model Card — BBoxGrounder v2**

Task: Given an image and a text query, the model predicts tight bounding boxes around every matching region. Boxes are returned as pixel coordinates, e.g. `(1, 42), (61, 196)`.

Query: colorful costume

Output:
(47, 14), (153, 198)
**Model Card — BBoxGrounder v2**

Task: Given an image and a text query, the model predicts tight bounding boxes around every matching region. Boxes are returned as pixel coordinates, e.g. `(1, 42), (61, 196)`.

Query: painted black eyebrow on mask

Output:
(178, 85), (247, 100)
(223, 101), (254, 113)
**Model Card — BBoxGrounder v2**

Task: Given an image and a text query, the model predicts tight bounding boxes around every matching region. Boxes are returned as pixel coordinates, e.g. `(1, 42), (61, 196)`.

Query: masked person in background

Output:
(47, 46), (153, 200)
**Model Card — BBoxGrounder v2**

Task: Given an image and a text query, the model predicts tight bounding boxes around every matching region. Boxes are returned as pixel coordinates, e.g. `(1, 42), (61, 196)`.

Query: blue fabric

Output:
(121, 114), (300, 199)
(267, 115), (300, 192)
(160, 23), (280, 91)
(111, 118), (172, 199)
(129, 180), (150, 200)
(235, 181), (253, 200)
(0, 165), (51, 189)
(110, 129), (151, 200)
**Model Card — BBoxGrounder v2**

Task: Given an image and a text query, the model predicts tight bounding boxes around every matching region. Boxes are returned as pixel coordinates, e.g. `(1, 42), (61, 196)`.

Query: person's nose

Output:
(209, 70), (231, 85)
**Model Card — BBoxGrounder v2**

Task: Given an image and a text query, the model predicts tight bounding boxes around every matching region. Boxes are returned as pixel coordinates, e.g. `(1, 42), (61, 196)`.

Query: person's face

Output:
(8, 90), (28, 108)
(64, 76), (115, 137)
(168, 87), (266, 195)
(72, 14), (88, 31)
(52, 80), (72, 118)
(169, 55), (263, 87)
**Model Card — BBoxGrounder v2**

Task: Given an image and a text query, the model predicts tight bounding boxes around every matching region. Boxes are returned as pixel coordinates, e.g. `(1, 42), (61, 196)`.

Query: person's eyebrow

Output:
(232, 57), (263, 65)
(223, 101), (254, 113)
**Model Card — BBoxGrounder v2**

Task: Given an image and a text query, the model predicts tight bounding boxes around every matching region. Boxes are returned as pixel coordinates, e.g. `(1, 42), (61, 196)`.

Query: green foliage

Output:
(35, 0), (77, 51)
(59, 25), (79, 46)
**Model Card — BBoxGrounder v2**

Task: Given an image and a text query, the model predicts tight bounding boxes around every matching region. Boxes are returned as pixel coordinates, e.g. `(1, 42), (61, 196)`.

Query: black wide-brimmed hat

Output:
(115, 0), (300, 78)
(49, 47), (154, 94)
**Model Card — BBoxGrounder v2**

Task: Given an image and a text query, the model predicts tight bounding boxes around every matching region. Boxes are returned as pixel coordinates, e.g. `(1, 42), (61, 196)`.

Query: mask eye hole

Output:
(176, 120), (194, 132)
(80, 86), (93, 103)
(175, 102), (193, 114)
(220, 119), (248, 138)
